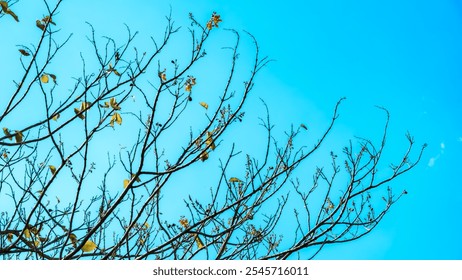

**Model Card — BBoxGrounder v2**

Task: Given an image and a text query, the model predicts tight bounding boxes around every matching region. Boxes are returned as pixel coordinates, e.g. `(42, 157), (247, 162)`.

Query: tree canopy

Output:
(0, 0), (426, 260)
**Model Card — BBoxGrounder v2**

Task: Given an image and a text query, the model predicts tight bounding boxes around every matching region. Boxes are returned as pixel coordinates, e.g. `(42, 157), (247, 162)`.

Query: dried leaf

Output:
(7, 233), (13, 242)
(30, 226), (40, 236)
(80, 102), (91, 111)
(101, 102), (110, 108)
(199, 150), (209, 161)
(3, 127), (12, 140)
(40, 74), (49, 83)
(179, 218), (189, 228)
(199, 102), (208, 110)
(131, 173), (141, 182)
(229, 177), (242, 183)
(123, 179), (130, 189)
(0, 1), (18, 22)
(42, 15), (55, 25)
(158, 70), (167, 81)
(69, 233), (77, 248)
(194, 137), (202, 148)
(36, 20), (45, 31)
(195, 235), (204, 249)
(14, 131), (23, 143)
(110, 112), (122, 126)
(24, 228), (31, 239)
(212, 13), (222, 26)
(207, 12), (222, 30)
(51, 113), (60, 121)
(206, 21), (213, 30)
(74, 108), (84, 120)
(81, 240), (97, 252)
(205, 131), (215, 150)
(49, 74), (57, 83)
(300, 123), (308, 130)
(19, 49), (30, 56)
(109, 97), (121, 110)
(49, 165), (56, 175)
(33, 240), (41, 247)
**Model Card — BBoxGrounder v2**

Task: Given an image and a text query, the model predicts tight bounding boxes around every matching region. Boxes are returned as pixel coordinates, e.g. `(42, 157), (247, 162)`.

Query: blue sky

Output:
(2, 0), (461, 259)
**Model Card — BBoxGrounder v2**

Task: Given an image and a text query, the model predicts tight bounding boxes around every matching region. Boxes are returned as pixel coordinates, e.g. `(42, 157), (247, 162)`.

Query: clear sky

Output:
(2, 0), (461, 259)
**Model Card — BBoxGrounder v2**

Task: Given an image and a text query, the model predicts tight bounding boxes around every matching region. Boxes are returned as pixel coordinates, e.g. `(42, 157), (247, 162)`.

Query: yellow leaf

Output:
(49, 165), (57, 175)
(229, 177), (242, 183)
(19, 49), (30, 56)
(205, 131), (215, 150)
(74, 102), (91, 120)
(81, 240), (97, 252)
(3, 127), (12, 140)
(40, 74), (49, 83)
(80, 102), (91, 111)
(123, 179), (130, 188)
(111, 112), (122, 126)
(0, 1), (18, 22)
(14, 131), (23, 143)
(199, 102), (208, 110)
(69, 233), (77, 248)
(194, 137), (202, 148)
(158, 70), (167, 81)
(100, 102), (110, 108)
(52, 113), (60, 121)
(33, 240), (40, 247)
(36, 20), (45, 31)
(185, 83), (192, 92)
(7, 233), (13, 242)
(143, 222), (150, 229)
(207, 12), (222, 30)
(131, 173), (141, 182)
(74, 108), (85, 120)
(109, 97), (121, 110)
(24, 228), (31, 239)
(42, 16), (56, 25)
(195, 235), (204, 249)
(199, 150), (209, 161)
(179, 218), (189, 228)
(30, 225), (40, 236)
(115, 114), (122, 125)
(212, 13), (222, 26)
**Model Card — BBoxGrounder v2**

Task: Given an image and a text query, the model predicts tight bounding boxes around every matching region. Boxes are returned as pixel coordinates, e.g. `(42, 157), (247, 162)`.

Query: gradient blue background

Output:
(2, 0), (461, 259)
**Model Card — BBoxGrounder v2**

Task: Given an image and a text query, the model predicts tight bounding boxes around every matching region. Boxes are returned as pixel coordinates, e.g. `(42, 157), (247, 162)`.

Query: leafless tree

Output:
(0, 0), (426, 260)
